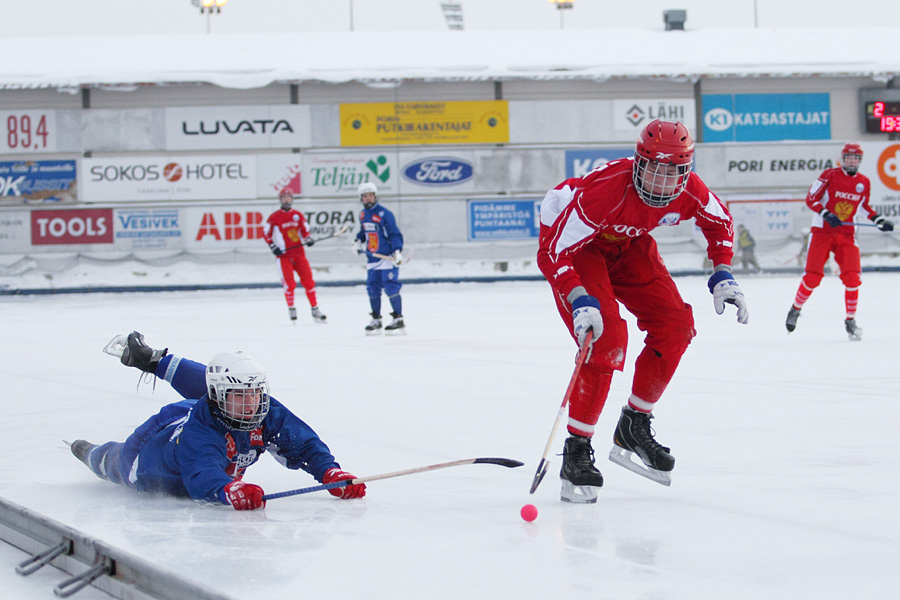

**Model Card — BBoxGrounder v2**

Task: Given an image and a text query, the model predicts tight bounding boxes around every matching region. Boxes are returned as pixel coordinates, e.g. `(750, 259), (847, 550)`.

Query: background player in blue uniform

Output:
(69, 332), (366, 511)
(354, 182), (406, 335)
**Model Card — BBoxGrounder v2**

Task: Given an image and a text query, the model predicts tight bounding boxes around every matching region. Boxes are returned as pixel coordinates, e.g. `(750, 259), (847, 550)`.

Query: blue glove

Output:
(874, 216), (894, 232)
(571, 294), (603, 345)
(821, 210), (842, 228)
(708, 270), (749, 324)
(268, 242), (283, 257)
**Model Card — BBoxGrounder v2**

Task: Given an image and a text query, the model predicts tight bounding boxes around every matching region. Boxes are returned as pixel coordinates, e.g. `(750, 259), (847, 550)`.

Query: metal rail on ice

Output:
(0, 495), (232, 600)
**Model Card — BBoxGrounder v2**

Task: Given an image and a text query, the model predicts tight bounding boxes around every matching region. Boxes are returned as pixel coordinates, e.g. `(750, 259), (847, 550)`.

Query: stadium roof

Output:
(3, 27), (898, 90)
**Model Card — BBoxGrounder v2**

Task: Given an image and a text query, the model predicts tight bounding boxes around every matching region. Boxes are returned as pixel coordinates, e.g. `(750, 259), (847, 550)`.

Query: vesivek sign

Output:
(164, 105), (312, 150)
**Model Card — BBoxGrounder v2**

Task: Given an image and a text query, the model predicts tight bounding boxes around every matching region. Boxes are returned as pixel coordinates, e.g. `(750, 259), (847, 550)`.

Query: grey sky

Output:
(2, 0), (895, 37)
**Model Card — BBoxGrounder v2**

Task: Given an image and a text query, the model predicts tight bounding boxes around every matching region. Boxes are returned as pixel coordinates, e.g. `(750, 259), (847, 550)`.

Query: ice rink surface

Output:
(1, 273), (898, 599)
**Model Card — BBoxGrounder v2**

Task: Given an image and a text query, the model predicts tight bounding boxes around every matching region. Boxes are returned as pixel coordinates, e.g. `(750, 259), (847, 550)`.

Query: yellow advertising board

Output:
(340, 100), (509, 146)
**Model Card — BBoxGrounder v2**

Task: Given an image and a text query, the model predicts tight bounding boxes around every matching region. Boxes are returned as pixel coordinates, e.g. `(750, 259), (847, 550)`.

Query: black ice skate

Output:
(384, 312), (406, 336)
(365, 314), (383, 336)
(102, 331), (167, 374)
(845, 318), (863, 341)
(67, 439), (96, 467)
(609, 407), (674, 486)
(311, 307), (327, 324)
(559, 435), (604, 503)
(785, 306), (801, 333)
(288, 307), (297, 323)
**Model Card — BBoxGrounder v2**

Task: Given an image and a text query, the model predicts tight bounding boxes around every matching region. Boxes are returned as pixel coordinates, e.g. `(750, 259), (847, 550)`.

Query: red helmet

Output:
(840, 143), (863, 175)
(632, 120), (694, 207)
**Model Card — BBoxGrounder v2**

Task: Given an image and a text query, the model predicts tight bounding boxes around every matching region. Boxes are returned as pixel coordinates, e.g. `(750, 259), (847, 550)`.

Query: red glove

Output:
(223, 480), (266, 511)
(322, 468), (366, 499)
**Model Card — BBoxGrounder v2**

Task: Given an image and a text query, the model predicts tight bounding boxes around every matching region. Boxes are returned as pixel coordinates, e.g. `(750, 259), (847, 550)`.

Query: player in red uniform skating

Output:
(785, 143), (894, 340)
(537, 120), (748, 501)
(263, 189), (327, 324)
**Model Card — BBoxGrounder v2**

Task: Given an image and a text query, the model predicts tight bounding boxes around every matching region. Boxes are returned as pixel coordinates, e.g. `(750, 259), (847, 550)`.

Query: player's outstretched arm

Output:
(707, 266), (749, 324)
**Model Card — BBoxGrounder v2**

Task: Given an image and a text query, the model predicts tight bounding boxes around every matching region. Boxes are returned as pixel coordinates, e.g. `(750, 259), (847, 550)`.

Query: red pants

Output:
(551, 235), (696, 437)
(800, 228), (861, 290)
(278, 249), (317, 308)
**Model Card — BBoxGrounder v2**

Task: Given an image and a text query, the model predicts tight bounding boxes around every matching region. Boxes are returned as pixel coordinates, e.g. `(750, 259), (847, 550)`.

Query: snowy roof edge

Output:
(2, 28), (898, 90)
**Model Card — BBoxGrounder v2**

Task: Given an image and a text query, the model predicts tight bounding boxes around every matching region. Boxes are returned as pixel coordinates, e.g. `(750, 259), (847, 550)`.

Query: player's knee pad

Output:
(840, 272), (861, 288)
(802, 272), (823, 289)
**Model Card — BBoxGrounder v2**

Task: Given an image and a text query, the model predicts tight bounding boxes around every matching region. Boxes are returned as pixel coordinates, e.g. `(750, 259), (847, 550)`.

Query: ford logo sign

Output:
(402, 157), (473, 186)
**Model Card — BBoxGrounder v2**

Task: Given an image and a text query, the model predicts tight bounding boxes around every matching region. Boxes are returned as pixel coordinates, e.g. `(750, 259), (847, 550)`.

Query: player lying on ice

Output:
(69, 332), (365, 511)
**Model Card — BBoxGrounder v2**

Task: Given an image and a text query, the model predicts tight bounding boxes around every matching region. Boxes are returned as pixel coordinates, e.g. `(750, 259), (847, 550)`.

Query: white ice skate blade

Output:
(560, 480), (599, 503)
(365, 329), (383, 336)
(102, 334), (127, 358)
(847, 330), (863, 341)
(608, 446), (672, 487)
(385, 328), (406, 336)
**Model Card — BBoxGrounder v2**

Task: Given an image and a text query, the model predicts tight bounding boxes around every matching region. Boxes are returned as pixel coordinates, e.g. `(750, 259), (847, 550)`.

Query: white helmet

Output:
(357, 182), (378, 197)
(205, 351), (270, 431)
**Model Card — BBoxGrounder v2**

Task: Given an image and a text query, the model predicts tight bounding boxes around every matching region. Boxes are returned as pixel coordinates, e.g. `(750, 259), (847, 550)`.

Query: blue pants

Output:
(366, 268), (402, 316)
(86, 441), (141, 489)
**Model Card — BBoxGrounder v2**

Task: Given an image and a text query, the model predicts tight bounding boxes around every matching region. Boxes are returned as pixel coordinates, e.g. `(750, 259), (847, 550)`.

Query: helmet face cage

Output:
(205, 352), (271, 431)
(632, 120), (694, 208)
(632, 157), (692, 208)
(840, 143), (863, 175)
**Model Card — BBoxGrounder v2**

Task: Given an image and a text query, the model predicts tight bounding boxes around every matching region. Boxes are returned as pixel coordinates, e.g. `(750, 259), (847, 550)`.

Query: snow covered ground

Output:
(1, 272), (898, 599)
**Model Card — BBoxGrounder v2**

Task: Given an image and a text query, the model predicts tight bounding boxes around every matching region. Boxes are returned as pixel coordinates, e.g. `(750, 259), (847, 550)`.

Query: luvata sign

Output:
(81, 155), (257, 202)
(164, 105), (312, 150)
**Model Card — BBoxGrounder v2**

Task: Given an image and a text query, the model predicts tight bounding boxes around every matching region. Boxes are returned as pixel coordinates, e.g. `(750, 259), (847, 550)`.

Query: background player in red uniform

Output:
(263, 189), (327, 324)
(537, 119), (748, 501)
(785, 143), (894, 340)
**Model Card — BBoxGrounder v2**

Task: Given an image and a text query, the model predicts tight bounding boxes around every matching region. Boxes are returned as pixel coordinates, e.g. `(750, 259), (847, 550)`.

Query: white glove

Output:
(708, 270), (749, 324)
(392, 250), (404, 265)
(570, 294), (603, 345)
(352, 240), (365, 255)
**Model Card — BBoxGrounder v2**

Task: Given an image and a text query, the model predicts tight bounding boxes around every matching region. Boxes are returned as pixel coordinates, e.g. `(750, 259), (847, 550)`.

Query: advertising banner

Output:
(867, 142), (900, 218)
(695, 143), (839, 189)
(257, 154), (303, 199)
(114, 208), (182, 250)
(0, 211), (28, 252)
(0, 160), (77, 204)
(31, 208), (114, 246)
(81, 155), (257, 202)
(340, 100), (509, 146)
(702, 93), (831, 142)
(0, 110), (57, 154)
(303, 152), (398, 197)
(185, 203), (357, 248)
(612, 99), (696, 133)
(467, 199), (540, 240)
(165, 105), (312, 150)
(565, 149), (632, 178)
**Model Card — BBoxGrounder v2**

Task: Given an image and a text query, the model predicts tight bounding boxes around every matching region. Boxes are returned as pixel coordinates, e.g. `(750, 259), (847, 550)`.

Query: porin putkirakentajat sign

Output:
(340, 101), (509, 146)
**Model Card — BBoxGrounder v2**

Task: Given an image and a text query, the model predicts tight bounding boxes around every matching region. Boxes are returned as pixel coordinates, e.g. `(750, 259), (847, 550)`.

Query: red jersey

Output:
(263, 209), (311, 253)
(537, 158), (734, 299)
(805, 167), (875, 233)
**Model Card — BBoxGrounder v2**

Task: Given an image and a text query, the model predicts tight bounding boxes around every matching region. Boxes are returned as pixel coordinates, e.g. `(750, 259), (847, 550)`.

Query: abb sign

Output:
(31, 209), (113, 245)
(196, 212), (264, 241)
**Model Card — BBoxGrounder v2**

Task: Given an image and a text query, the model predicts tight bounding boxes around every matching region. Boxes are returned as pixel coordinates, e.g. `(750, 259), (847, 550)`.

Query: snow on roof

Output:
(4, 27), (899, 90)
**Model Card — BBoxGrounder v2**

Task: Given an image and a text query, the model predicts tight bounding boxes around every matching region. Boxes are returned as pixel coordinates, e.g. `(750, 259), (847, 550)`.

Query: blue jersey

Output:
(355, 203), (403, 270)
(123, 355), (339, 505)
